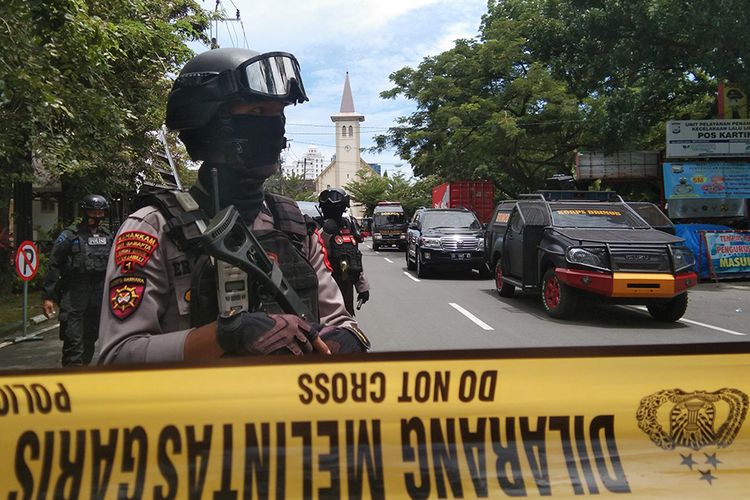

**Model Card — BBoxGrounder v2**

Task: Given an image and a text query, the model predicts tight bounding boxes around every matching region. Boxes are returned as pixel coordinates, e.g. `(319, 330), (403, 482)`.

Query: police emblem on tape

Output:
(109, 275), (146, 320)
(115, 230), (158, 273)
(636, 388), (748, 485)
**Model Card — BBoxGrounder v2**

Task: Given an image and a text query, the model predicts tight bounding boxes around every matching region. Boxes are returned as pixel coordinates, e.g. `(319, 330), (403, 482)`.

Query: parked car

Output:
(406, 208), (488, 278)
(484, 191), (698, 320)
(295, 200), (320, 219)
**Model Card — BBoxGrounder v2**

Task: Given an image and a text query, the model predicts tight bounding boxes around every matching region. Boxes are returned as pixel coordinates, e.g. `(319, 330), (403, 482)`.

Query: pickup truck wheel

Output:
(406, 248), (416, 270)
(416, 251), (429, 278)
(495, 261), (515, 297)
(541, 268), (577, 319)
(647, 293), (688, 322)
(372, 243), (379, 251)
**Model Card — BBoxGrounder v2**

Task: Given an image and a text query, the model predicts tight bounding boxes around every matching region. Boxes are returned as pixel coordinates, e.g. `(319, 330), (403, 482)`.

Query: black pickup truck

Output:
(484, 191), (698, 321)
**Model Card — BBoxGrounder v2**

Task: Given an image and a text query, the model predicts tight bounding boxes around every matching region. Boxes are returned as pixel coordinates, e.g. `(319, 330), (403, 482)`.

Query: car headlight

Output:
(420, 236), (442, 249)
(672, 246), (695, 271)
(373, 233), (382, 239)
(566, 247), (608, 268)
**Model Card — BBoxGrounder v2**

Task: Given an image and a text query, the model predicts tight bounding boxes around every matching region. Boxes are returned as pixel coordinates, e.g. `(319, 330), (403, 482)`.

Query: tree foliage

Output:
(264, 171), (316, 201)
(344, 169), (438, 217)
(376, 0), (750, 195)
(0, 0), (209, 199)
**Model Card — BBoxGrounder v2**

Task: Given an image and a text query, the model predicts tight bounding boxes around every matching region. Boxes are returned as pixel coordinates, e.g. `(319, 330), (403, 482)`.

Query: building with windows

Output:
(315, 73), (378, 218)
(282, 144), (326, 180)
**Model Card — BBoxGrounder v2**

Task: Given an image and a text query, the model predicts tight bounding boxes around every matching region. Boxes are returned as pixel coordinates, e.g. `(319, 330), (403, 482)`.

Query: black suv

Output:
(406, 208), (487, 278)
(484, 191), (698, 321)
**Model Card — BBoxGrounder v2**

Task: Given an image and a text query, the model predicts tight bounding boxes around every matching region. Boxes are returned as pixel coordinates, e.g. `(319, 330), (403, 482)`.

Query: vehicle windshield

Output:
(422, 211), (481, 229)
(373, 213), (405, 226)
(549, 203), (650, 228)
(628, 202), (674, 228)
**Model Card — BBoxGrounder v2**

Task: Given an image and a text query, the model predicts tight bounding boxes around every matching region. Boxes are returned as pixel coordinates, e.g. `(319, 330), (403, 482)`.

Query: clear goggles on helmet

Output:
(319, 189), (347, 204)
(174, 51), (308, 105)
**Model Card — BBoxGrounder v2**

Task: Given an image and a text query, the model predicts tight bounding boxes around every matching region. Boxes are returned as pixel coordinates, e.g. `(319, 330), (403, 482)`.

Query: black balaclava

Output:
(193, 112), (286, 223)
(321, 202), (345, 221)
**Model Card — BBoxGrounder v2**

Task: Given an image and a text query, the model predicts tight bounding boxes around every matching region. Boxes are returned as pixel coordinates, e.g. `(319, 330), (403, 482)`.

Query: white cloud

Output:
(201, 0), (488, 178)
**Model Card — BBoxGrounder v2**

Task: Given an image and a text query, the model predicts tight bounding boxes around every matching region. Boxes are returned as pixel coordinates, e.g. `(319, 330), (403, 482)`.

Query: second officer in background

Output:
(317, 187), (370, 315)
(42, 194), (113, 366)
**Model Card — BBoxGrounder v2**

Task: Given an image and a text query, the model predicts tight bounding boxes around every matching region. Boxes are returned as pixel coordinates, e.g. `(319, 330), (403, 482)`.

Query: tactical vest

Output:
(137, 189), (319, 328)
(67, 225), (112, 275)
(323, 219), (363, 282)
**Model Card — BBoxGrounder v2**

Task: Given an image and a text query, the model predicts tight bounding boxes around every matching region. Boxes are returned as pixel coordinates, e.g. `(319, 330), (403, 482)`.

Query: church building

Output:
(315, 73), (377, 218)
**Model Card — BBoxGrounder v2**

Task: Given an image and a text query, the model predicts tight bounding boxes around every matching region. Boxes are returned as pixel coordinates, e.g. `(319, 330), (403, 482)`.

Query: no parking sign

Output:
(15, 240), (40, 282)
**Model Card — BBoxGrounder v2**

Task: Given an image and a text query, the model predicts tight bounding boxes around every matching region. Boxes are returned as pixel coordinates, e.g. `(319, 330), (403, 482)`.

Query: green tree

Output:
(344, 167), (389, 215)
(501, 0), (750, 151)
(376, 0), (750, 195)
(264, 171), (316, 201)
(375, 5), (582, 197)
(0, 0), (209, 285)
(0, 0), (209, 196)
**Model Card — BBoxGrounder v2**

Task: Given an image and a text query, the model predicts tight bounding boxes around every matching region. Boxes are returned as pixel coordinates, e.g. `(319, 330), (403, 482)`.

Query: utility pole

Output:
(209, 1), (247, 49)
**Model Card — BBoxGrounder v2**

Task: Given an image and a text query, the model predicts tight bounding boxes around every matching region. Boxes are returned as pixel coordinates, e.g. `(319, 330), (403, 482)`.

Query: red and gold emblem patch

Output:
(115, 231), (158, 273)
(109, 276), (146, 320)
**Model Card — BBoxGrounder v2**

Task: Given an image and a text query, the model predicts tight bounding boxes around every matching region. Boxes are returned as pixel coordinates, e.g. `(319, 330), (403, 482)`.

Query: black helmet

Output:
(319, 187), (350, 217)
(80, 194), (109, 211)
(166, 48), (308, 133)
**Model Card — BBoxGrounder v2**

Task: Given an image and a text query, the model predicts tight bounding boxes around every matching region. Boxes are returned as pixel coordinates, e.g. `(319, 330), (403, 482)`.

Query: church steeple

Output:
(339, 72), (356, 113)
(327, 73), (365, 189)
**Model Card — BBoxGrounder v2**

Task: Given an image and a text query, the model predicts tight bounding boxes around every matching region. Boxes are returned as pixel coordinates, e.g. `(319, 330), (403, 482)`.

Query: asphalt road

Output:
(0, 238), (747, 371)
(355, 241), (750, 351)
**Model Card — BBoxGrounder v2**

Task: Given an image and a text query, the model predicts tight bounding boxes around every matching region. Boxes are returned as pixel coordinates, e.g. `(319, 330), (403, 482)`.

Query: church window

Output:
(348, 125), (353, 136)
(342, 125), (347, 137)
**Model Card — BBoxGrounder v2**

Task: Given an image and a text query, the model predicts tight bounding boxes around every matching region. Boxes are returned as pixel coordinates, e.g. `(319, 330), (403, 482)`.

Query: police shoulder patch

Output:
(115, 230), (159, 273)
(109, 275), (147, 320)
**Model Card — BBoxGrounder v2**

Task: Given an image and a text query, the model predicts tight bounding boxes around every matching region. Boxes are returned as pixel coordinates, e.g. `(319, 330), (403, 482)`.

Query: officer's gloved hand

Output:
(217, 312), (322, 356)
(356, 290), (370, 309)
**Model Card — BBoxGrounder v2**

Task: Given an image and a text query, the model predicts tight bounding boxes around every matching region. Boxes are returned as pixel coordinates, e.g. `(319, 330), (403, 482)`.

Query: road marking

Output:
(449, 303), (494, 331)
(384, 258), (394, 263)
(629, 306), (746, 336)
(403, 272), (420, 282)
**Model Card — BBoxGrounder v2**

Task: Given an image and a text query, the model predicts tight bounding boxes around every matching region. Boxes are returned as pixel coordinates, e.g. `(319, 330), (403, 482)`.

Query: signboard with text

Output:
(666, 120), (750, 158)
(663, 162), (750, 199)
(702, 230), (750, 278)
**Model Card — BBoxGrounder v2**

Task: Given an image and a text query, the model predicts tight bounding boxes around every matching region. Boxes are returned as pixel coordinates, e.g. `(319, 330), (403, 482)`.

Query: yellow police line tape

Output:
(0, 345), (748, 499)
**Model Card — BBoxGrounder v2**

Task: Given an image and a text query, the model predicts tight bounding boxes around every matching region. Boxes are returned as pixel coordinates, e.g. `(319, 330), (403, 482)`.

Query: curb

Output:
(0, 314), (52, 338)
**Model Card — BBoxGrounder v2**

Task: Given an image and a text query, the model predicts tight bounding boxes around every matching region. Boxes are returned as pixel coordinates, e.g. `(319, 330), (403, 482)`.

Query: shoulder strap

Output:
(264, 192), (312, 250)
(135, 189), (206, 251)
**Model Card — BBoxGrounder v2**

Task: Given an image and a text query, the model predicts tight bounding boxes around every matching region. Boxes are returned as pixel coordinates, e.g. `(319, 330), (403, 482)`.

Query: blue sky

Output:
(195, 0), (490, 179)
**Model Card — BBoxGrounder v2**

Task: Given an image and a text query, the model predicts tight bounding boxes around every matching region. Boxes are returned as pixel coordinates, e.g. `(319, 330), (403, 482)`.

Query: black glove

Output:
(217, 312), (319, 356)
(357, 290), (370, 307)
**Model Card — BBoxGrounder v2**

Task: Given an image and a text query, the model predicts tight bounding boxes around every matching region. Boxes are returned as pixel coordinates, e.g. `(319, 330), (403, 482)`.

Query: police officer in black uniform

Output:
(97, 48), (369, 364)
(317, 187), (370, 315)
(43, 194), (113, 366)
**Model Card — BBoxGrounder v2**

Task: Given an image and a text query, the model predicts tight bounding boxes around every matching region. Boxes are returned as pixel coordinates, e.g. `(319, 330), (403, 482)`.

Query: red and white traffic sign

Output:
(15, 240), (40, 282)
